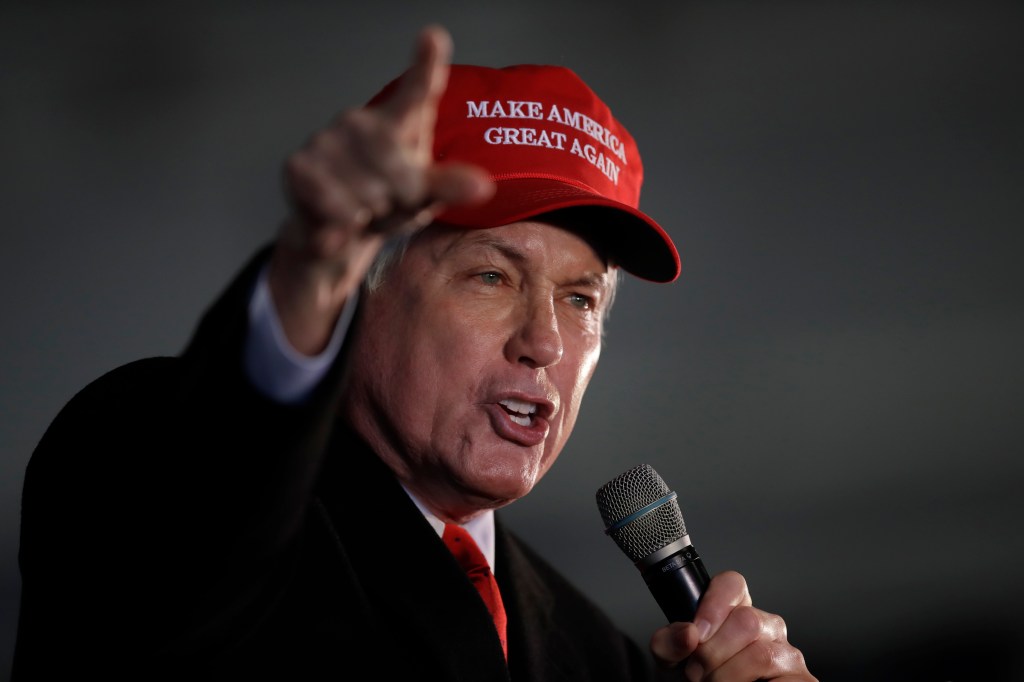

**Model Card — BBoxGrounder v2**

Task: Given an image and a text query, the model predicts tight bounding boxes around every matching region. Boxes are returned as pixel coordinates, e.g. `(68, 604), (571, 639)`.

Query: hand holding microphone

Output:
(596, 464), (818, 681)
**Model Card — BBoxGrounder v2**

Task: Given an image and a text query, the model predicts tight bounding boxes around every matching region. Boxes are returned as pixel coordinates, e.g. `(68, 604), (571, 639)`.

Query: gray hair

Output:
(365, 232), (416, 293)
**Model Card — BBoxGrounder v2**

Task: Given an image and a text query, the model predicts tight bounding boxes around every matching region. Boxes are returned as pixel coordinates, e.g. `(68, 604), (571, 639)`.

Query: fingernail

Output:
(695, 618), (711, 642)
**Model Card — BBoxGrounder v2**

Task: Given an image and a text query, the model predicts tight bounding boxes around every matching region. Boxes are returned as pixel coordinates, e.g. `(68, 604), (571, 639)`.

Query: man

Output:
(13, 25), (816, 681)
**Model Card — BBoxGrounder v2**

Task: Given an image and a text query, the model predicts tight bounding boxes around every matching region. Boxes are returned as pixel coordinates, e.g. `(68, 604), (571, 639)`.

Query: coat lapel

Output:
(497, 521), (589, 682)
(315, 426), (510, 680)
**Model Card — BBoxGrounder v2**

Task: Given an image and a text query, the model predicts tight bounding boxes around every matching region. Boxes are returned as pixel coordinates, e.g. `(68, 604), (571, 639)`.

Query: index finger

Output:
(692, 570), (753, 643)
(375, 24), (452, 126)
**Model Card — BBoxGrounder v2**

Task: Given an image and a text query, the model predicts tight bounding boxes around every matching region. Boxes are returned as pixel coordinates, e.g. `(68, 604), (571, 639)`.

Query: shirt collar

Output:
(403, 487), (497, 572)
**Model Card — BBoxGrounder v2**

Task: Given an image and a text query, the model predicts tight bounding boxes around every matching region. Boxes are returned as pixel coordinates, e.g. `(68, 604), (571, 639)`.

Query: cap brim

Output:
(437, 177), (681, 283)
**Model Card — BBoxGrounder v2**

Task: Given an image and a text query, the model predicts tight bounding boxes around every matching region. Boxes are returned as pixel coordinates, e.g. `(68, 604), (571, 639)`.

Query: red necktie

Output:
(442, 523), (508, 660)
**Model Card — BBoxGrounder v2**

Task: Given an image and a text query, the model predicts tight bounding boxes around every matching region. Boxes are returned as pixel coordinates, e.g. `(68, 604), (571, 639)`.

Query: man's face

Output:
(342, 219), (615, 521)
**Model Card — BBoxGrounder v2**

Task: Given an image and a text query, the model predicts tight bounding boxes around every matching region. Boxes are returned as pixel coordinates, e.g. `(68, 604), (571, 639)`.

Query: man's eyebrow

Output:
(565, 272), (610, 291)
(444, 235), (611, 291)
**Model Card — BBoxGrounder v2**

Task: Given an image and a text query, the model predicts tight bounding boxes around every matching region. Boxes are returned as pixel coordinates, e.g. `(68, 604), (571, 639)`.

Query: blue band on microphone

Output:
(604, 491), (677, 534)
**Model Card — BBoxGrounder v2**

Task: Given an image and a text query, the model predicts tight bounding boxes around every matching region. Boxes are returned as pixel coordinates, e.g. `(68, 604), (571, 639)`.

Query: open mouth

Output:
(499, 398), (538, 426)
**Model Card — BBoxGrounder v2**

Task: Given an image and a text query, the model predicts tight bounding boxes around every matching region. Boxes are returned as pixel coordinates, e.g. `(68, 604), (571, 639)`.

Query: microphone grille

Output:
(595, 463), (688, 563)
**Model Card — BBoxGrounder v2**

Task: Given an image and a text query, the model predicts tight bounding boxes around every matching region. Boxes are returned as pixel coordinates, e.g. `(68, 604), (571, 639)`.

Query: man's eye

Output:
(568, 293), (593, 310)
(479, 272), (502, 285)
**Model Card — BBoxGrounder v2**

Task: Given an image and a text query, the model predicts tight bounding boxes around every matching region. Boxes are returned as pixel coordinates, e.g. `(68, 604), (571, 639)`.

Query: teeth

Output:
(499, 398), (537, 416)
(500, 398), (538, 426)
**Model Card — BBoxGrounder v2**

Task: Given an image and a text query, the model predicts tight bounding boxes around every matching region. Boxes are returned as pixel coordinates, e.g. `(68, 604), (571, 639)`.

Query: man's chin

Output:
(463, 453), (543, 506)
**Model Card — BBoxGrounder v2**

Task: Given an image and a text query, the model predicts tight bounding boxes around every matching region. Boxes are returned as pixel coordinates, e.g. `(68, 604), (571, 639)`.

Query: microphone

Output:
(596, 463), (711, 624)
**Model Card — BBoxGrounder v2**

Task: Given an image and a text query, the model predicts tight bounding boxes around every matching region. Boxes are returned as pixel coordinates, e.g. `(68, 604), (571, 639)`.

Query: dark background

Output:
(2, 2), (1022, 679)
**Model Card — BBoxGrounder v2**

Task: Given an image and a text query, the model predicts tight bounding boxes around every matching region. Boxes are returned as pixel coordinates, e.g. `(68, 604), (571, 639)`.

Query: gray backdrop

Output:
(2, 2), (1022, 679)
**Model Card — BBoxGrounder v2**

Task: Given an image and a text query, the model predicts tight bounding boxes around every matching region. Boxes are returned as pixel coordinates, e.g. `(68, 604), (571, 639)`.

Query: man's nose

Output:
(506, 297), (564, 368)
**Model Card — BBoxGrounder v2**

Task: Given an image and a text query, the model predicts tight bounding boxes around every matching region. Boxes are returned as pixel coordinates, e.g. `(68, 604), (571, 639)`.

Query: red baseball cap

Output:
(369, 63), (681, 283)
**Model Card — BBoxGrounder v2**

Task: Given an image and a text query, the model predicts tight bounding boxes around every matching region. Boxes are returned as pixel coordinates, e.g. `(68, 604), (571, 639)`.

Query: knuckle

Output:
(334, 107), (369, 130)
(790, 645), (809, 672)
(351, 179), (391, 217)
(336, 108), (386, 148)
(732, 605), (764, 638)
(308, 129), (335, 151)
(749, 639), (784, 673)
(768, 611), (788, 639)
(763, 641), (807, 678)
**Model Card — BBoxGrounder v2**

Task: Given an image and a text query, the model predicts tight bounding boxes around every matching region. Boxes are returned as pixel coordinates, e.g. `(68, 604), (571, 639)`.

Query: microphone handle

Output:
(640, 543), (711, 624)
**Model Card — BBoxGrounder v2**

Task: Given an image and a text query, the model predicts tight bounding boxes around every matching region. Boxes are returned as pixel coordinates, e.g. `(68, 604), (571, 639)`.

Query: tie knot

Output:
(442, 523), (490, 576)
(442, 522), (508, 660)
